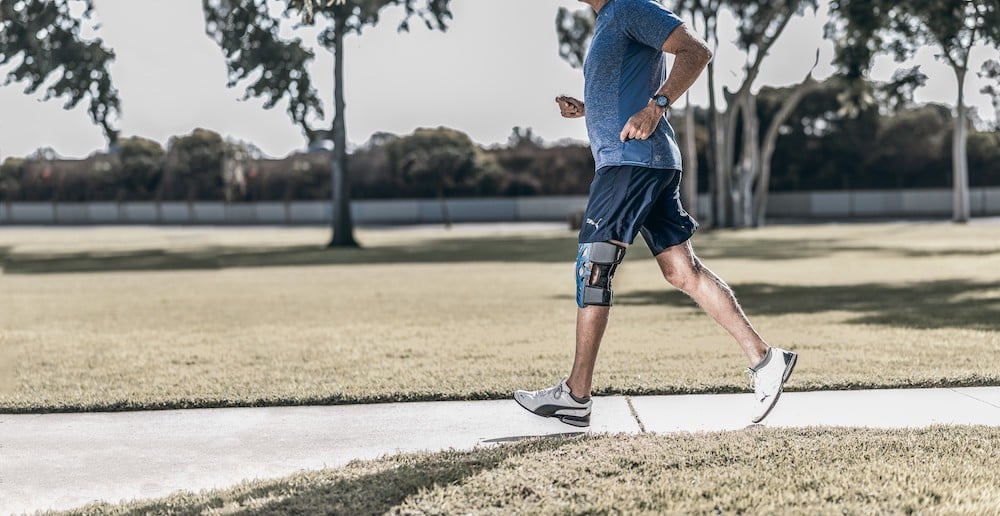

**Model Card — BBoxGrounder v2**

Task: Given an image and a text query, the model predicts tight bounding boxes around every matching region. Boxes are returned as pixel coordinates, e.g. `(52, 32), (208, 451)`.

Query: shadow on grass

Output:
(4, 232), (997, 274)
(482, 432), (586, 443)
(691, 233), (1000, 261)
(0, 235), (581, 274)
(105, 435), (582, 515)
(615, 279), (1000, 331)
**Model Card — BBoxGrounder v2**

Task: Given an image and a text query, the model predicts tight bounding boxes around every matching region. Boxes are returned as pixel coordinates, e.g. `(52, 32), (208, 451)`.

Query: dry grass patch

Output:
(59, 426), (1000, 514)
(2, 222), (1000, 412)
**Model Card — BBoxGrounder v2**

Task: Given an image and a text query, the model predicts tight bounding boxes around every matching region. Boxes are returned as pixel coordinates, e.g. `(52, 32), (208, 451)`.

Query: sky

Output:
(0, 0), (997, 160)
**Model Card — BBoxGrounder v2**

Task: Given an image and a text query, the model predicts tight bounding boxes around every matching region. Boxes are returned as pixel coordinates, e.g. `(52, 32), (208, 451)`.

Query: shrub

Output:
(161, 128), (225, 201)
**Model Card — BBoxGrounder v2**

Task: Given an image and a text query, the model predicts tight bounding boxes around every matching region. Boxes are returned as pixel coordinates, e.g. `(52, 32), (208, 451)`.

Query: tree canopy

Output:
(203, 0), (452, 141)
(0, 0), (120, 142)
(828, 0), (1000, 222)
(203, 0), (453, 245)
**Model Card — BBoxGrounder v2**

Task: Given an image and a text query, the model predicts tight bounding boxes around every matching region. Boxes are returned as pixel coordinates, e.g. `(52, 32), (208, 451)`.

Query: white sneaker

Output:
(514, 379), (592, 427)
(747, 347), (798, 423)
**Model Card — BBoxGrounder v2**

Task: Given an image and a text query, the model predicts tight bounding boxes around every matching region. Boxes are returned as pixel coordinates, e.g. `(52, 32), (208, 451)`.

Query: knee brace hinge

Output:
(576, 242), (626, 307)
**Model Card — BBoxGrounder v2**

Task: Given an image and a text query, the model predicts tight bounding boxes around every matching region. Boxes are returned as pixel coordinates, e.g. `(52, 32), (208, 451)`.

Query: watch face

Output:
(656, 96), (669, 108)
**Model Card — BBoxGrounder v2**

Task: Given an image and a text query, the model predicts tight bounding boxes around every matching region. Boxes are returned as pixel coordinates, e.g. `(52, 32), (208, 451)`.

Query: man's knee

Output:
(663, 266), (694, 291)
(576, 242), (627, 308)
(660, 252), (703, 292)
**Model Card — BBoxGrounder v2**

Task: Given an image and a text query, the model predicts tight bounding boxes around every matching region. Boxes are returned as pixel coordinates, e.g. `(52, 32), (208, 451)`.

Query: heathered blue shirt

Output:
(583, 0), (684, 171)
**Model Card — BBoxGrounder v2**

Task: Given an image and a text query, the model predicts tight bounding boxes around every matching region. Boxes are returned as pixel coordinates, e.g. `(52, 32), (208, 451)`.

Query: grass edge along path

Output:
(56, 426), (1000, 515)
(4, 375), (1000, 414)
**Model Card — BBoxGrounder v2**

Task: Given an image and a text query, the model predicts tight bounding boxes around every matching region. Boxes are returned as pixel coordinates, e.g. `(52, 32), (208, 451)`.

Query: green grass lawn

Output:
(2, 221), (1000, 413)
(58, 426), (1000, 515)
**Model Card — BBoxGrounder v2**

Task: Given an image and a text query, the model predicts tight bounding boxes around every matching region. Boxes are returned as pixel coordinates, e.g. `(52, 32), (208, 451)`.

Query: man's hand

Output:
(556, 95), (585, 118)
(619, 103), (664, 142)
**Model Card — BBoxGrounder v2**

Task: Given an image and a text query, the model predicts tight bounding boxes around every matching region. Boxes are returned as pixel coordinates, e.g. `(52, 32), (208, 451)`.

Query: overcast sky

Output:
(0, 0), (997, 159)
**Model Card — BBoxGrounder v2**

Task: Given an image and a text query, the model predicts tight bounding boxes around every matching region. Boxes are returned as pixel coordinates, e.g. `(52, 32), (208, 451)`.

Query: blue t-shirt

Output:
(583, 0), (684, 171)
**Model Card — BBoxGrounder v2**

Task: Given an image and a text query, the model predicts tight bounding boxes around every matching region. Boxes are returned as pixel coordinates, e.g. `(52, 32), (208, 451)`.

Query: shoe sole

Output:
(751, 351), (798, 424)
(513, 396), (592, 428)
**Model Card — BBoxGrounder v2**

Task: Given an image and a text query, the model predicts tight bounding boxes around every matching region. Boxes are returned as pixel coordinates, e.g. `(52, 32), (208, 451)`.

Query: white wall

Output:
(2, 189), (999, 225)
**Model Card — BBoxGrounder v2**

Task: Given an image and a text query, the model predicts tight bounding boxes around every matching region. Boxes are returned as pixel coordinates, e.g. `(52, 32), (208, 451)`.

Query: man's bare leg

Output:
(655, 240), (769, 365)
(565, 305), (610, 398)
(565, 239), (629, 398)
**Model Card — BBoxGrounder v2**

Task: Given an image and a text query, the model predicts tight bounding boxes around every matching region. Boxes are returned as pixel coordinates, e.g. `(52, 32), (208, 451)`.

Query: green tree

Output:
(0, 157), (24, 201)
(0, 0), (120, 143)
(114, 136), (165, 201)
(867, 104), (953, 188)
(689, 0), (820, 227)
(163, 128), (226, 203)
(203, 0), (453, 247)
(967, 130), (1000, 186)
(828, 0), (1000, 222)
(763, 76), (880, 191)
(386, 127), (485, 228)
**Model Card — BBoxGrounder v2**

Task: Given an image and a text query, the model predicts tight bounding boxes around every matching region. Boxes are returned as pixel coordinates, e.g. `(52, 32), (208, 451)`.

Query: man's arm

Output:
(619, 23), (713, 142)
(655, 23), (713, 108)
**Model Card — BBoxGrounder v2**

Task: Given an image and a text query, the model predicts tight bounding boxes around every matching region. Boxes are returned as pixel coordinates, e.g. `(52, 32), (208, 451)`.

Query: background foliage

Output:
(3, 77), (997, 203)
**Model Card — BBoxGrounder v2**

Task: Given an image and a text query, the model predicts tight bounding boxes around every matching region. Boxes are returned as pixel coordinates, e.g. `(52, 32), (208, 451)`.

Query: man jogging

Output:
(515, 0), (796, 427)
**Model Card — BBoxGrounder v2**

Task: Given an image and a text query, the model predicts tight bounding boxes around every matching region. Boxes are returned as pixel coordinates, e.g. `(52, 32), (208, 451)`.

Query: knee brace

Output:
(576, 241), (627, 308)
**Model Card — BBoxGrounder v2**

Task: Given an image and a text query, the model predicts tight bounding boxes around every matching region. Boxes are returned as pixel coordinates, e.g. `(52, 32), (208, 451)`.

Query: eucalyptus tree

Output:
(0, 0), (120, 144)
(706, 0), (820, 227)
(204, 0), (453, 247)
(828, 0), (1000, 222)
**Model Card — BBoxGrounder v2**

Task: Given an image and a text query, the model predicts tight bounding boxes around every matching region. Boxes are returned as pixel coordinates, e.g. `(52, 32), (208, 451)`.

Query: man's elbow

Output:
(693, 41), (713, 66)
(675, 37), (713, 67)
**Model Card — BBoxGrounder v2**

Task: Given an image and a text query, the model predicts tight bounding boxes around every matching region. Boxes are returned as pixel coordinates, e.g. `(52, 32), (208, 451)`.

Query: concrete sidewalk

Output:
(3, 387), (1000, 515)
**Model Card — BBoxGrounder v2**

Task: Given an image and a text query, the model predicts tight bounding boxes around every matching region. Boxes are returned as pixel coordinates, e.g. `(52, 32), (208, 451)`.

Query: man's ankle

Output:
(565, 379), (591, 401)
(750, 346), (771, 368)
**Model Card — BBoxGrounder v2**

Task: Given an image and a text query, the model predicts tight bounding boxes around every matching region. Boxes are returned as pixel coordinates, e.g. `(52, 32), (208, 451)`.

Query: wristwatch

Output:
(652, 95), (671, 110)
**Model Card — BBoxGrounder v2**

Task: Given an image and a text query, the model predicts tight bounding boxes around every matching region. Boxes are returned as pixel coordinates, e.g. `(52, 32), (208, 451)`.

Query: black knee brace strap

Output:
(576, 241), (627, 307)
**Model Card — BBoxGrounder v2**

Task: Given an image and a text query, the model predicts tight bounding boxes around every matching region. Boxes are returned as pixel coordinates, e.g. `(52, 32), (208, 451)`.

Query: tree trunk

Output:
(713, 103), (732, 228)
(328, 15), (359, 248)
(735, 91), (760, 228)
(715, 5), (799, 229)
(701, 12), (721, 229)
(707, 60), (728, 229)
(438, 189), (452, 229)
(755, 78), (819, 226)
(186, 178), (196, 221)
(682, 92), (699, 219)
(952, 68), (970, 223)
(721, 89), (741, 228)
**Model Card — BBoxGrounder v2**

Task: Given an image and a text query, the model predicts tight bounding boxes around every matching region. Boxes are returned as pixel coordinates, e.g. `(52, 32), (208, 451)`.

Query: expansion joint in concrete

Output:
(948, 388), (1000, 410)
(624, 396), (646, 433)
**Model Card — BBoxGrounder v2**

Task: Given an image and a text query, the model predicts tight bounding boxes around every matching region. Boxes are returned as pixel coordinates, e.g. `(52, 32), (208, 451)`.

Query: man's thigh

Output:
(639, 170), (698, 256)
(578, 165), (678, 247)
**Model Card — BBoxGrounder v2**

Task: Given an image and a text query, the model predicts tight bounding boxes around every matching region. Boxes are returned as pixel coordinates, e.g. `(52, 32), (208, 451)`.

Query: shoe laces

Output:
(546, 381), (566, 400)
(746, 368), (758, 390)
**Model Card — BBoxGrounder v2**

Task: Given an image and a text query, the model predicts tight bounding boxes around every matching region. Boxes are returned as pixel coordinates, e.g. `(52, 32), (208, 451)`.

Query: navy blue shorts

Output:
(578, 165), (698, 256)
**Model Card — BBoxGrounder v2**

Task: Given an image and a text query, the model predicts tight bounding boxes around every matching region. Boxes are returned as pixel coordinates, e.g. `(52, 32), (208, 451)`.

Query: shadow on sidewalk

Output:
(482, 432), (585, 443)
